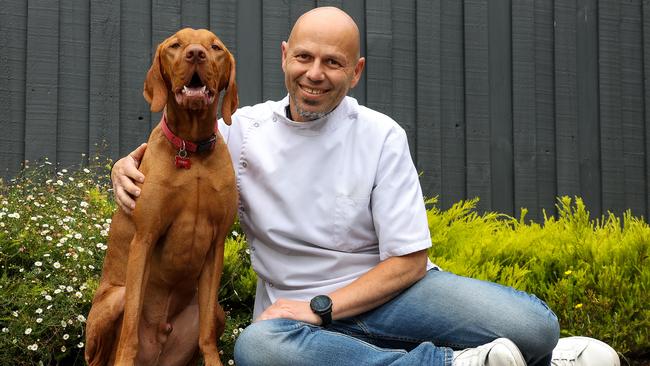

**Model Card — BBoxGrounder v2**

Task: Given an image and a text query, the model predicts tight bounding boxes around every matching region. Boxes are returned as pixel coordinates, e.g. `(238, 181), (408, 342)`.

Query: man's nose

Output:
(185, 45), (207, 64)
(305, 60), (325, 81)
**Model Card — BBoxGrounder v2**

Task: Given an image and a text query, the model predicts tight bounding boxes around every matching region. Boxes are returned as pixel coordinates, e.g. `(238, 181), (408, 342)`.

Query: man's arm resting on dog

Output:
(256, 249), (428, 325)
(111, 143), (148, 215)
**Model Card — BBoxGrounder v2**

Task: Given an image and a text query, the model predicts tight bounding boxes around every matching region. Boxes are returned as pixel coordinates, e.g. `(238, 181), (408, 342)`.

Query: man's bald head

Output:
(288, 7), (361, 60)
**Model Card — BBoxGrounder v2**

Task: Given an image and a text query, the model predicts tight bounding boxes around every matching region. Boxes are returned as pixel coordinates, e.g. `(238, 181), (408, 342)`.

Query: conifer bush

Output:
(0, 160), (647, 364)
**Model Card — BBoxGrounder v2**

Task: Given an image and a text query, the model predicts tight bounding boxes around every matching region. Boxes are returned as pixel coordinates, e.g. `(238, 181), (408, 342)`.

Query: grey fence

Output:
(1, 0), (649, 222)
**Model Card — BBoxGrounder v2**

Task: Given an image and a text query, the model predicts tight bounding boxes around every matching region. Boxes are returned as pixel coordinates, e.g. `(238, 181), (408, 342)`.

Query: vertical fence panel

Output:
(120, 0), (151, 156)
(25, 0), (59, 163)
(393, 0), (417, 158)
(58, 0), (89, 165)
(416, 0), (442, 199)
(366, 0), (393, 117)
(554, 0), (580, 198)
(534, 0), (557, 218)
(465, 0), (491, 211)
(236, 0), (262, 107)
(489, 0), (514, 216)
(210, 0), (237, 57)
(89, 0), (120, 158)
(440, 0), (466, 209)
(0, 1), (27, 175)
(181, 0), (209, 29)
(600, 0), (625, 215)
(644, 0), (650, 217)
(576, 0), (601, 216)
(513, 0), (539, 220)
(340, 0), (367, 105)
(262, 0), (290, 102)
(620, 0), (646, 217)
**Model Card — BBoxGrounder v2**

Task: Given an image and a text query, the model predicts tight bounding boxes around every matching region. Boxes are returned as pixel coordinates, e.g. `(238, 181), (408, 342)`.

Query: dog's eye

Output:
(211, 44), (222, 51)
(170, 42), (181, 49)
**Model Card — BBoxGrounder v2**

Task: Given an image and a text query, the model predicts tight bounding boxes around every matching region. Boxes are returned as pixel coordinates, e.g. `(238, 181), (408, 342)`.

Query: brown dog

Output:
(85, 28), (238, 366)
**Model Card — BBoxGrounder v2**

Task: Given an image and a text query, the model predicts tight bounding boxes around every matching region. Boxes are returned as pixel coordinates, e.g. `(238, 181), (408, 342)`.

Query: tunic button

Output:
(272, 116), (277, 122)
(241, 161), (248, 168)
(254, 122), (260, 127)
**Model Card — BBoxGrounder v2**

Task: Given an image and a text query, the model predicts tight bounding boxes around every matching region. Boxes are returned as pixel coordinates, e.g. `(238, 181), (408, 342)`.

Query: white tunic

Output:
(219, 96), (433, 318)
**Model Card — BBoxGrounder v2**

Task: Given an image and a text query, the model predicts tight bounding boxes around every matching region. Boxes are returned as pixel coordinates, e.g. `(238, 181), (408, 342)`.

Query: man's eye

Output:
(327, 59), (342, 67)
(296, 54), (310, 60)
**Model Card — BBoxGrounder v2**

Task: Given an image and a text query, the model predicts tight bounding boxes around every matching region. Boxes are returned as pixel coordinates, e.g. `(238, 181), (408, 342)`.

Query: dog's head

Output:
(144, 28), (238, 125)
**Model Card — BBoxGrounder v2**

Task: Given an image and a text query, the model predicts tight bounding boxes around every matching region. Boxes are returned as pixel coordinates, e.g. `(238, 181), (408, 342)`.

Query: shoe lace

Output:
(551, 358), (576, 366)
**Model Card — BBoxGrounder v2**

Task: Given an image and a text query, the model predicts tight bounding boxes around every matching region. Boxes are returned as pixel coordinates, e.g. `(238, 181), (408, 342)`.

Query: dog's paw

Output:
(204, 353), (224, 366)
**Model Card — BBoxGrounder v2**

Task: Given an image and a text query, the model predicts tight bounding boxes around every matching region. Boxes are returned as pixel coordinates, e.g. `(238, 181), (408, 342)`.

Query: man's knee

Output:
(234, 319), (304, 365)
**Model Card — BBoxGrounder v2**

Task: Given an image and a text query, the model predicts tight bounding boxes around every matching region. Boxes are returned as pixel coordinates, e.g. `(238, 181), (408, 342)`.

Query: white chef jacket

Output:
(218, 95), (433, 318)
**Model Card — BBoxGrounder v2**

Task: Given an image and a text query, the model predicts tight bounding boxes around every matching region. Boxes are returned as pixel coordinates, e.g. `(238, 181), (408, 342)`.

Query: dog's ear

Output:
(143, 43), (168, 113)
(220, 52), (238, 126)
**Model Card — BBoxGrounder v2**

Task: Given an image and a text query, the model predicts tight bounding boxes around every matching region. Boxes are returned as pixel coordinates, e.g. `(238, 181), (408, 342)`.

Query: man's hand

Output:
(255, 298), (321, 325)
(111, 143), (147, 215)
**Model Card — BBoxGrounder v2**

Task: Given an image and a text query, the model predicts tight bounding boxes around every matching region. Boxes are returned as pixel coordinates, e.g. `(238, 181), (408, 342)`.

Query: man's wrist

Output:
(309, 295), (333, 326)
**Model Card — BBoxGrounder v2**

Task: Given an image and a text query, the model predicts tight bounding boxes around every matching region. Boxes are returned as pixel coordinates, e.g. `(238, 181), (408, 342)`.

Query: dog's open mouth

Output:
(174, 72), (216, 109)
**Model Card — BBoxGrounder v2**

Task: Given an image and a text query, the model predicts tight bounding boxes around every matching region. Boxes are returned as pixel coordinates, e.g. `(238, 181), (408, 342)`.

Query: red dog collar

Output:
(160, 114), (217, 153)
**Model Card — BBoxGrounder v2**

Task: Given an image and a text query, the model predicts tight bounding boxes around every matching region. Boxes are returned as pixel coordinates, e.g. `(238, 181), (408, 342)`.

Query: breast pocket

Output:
(332, 195), (376, 251)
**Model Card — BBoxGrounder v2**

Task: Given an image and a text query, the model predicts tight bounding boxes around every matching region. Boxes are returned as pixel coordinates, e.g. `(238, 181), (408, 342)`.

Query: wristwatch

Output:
(309, 295), (333, 326)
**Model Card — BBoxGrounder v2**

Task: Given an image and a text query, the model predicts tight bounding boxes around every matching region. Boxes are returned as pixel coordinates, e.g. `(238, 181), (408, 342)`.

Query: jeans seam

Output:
(353, 317), (431, 345)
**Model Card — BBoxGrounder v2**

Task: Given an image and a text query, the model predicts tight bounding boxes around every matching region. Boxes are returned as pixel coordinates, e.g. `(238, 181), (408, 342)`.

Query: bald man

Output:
(112, 7), (618, 366)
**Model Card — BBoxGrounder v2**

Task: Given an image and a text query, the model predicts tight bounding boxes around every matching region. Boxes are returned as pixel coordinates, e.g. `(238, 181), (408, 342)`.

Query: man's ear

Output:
(221, 52), (239, 125)
(350, 57), (366, 89)
(143, 43), (168, 112)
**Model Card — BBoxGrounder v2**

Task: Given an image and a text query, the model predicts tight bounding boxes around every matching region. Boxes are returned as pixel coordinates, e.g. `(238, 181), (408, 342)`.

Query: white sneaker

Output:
(552, 336), (620, 366)
(452, 338), (526, 366)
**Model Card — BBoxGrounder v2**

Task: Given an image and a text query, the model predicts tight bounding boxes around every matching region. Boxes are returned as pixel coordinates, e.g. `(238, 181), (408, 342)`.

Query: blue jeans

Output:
(234, 269), (559, 366)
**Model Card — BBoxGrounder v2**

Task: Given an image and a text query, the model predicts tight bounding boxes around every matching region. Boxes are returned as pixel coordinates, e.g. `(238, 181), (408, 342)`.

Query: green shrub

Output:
(0, 158), (254, 365)
(1, 160), (648, 364)
(427, 196), (649, 361)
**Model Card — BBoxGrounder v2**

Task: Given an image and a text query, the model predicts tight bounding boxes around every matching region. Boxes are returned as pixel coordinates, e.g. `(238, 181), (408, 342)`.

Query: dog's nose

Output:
(185, 45), (206, 63)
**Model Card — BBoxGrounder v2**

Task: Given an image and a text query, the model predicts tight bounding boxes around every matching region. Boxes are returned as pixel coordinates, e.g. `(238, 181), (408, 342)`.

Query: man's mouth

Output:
(174, 72), (216, 109)
(300, 85), (327, 96)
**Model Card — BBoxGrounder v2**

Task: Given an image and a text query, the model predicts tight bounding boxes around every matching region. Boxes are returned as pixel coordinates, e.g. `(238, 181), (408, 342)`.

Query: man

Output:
(112, 7), (619, 366)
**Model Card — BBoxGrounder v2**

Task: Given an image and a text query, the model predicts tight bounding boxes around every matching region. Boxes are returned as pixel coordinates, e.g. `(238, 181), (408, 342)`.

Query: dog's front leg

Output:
(113, 230), (159, 366)
(197, 236), (226, 366)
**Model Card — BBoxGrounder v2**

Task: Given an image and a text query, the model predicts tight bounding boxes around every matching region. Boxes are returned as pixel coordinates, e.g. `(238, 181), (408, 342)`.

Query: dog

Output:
(85, 28), (238, 366)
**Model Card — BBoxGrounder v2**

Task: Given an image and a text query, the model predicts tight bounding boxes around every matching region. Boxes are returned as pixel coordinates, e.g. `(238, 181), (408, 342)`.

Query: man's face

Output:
(281, 27), (364, 122)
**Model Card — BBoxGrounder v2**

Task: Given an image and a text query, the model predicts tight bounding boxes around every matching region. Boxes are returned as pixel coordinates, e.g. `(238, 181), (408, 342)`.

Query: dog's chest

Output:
(140, 157), (236, 279)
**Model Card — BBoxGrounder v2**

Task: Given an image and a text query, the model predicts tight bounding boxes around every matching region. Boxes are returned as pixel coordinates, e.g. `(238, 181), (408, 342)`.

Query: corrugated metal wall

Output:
(1, 0), (649, 222)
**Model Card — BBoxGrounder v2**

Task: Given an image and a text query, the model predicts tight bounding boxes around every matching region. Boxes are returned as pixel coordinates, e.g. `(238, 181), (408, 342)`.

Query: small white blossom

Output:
(35, 308), (43, 314)
(34, 261), (42, 267)
(24, 328), (32, 335)
(36, 318), (43, 323)
(28, 343), (38, 351)
(77, 342), (84, 348)
(53, 262), (61, 269)
(63, 334), (69, 340)
(77, 314), (86, 322)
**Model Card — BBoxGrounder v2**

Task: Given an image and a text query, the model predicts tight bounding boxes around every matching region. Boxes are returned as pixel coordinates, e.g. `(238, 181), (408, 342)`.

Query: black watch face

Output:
(311, 295), (332, 313)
